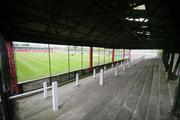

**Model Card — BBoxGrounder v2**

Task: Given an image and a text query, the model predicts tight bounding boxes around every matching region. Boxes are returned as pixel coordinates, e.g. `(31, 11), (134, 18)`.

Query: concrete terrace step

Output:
(115, 60), (154, 120)
(131, 62), (154, 120)
(15, 58), (175, 120)
(85, 62), (149, 120)
(145, 61), (160, 120)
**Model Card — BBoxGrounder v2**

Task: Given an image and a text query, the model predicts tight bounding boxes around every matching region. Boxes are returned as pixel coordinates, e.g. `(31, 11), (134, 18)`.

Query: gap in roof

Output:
(145, 31), (151, 35)
(141, 26), (148, 28)
(137, 31), (143, 34)
(133, 4), (146, 10)
(125, 17), (148, 22)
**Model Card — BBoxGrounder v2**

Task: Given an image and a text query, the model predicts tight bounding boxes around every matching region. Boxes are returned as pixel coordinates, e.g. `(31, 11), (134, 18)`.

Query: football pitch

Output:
(15, 51), (114, 82)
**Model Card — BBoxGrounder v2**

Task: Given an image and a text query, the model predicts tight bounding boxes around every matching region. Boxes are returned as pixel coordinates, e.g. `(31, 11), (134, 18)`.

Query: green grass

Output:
(15, 51), (116, 83)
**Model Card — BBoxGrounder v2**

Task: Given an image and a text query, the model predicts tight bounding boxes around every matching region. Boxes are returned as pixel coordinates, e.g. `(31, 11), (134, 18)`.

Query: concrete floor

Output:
(15, 58), (176, 120)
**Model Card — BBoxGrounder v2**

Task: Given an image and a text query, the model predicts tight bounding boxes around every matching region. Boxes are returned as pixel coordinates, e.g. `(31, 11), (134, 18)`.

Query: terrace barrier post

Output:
(76, 73), (79, 86)
(123, 62), (125, 72)
(115, 64), (118, 76)
(52, 81), (59, 111)
(93, 69), (96, 79)
(104, 66), (106, 73)
(43, 81), (47, 99)
(100, 69), (103, 86)
(128, 60), (131, 68)
(116, 62), (119, 68)
(111, 64), (114, 72)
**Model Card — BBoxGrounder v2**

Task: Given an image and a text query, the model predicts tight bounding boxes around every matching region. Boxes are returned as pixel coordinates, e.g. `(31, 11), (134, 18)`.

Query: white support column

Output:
(111, 64), (114, 71)
(120, 62), (123, 67)
(123, 63), (125, 72)
(132, 60), (134, 65)
(116, 62), (119, 69)
(100, 69), (103, 86)
(76, 73), (79, 86)
(43, 81), (47, 99)
(131, 60), (133, 66)
(93, 69), (96, 79)
(115, 66), (118, 76)
(128, 61), (131, 68)
(104, 66), (106, 73)
(52, 81), (59, 111)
